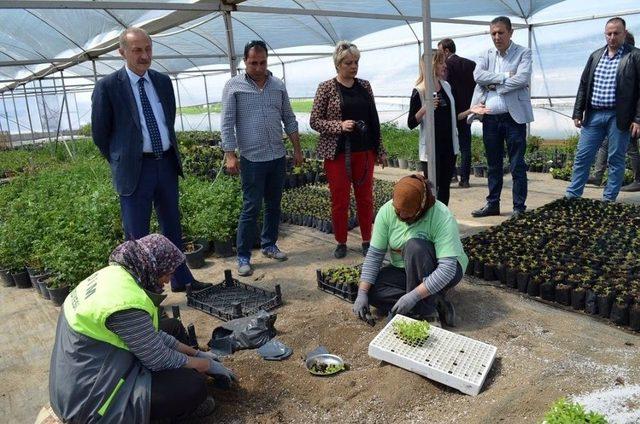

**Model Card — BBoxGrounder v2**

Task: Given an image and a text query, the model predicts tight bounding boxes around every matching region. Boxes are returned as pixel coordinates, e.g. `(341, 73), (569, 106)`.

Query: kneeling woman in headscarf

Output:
(352, 175), (468, 325)
(49, 234), (235, 423)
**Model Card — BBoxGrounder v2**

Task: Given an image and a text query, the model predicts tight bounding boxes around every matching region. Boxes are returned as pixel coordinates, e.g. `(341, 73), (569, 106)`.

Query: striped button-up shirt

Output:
(220, 73), (299, 162)
(591, 47), (623, 109)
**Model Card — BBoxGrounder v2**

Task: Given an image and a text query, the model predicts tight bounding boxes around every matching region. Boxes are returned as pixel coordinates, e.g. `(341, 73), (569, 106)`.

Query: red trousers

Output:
(324, 150), (375, 244)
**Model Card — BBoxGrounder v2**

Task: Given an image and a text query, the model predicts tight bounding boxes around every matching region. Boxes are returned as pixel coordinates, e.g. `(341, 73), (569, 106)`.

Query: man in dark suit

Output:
(91, 27), (211, 293)
(438, 38), (476, 188)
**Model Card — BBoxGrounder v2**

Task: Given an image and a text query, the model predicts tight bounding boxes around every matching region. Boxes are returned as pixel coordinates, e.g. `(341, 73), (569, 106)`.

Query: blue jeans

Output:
(119, 155), (194, 289)
(566, 110), (631, 201)
(237, 156), (286, 259)
(482, 113), (528, 211)
(457, 122), (472, 183)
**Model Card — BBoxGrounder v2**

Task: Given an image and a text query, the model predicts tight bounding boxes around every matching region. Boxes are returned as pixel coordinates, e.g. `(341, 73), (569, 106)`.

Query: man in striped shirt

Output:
(567, 17), (640, 201)
(221, 40), (303, 276)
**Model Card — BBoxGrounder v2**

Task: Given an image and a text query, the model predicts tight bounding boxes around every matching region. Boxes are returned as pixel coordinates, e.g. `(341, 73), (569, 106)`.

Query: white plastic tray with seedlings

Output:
(368, 314), (497, 395)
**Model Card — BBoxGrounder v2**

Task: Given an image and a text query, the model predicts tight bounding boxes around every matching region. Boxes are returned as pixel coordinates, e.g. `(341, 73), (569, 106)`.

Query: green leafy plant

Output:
(543, 398), (607, 424)
(393, 319), (430, 345)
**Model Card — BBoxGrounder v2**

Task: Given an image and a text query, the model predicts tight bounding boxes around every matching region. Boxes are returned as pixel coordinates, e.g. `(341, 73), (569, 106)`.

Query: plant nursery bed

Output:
(463, 197), (640, 332)
(187, 269), (282, 321)
(316, 265), (361, 303)
(368, 314), (497, 396)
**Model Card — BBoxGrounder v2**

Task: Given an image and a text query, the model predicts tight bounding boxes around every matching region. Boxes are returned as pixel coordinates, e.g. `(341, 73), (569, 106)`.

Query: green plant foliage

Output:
(78, 123), (92, 137)
(393, 319), (430, 345)
(543, 398), (607, 424)
(322, 265), (361, 286)
(182, 145), (225, 180)
(176, 130), (221, 150)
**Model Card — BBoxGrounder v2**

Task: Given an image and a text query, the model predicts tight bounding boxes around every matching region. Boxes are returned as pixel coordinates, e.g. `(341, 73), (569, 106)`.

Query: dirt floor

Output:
(2, 170), (640, 424)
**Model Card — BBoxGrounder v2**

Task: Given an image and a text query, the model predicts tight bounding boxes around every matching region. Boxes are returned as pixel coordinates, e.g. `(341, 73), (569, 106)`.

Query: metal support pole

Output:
(11, 90), (23, 144)
(527, 24), (532, 139)
(421, 0), (437, 184)
(202, 74), (212, 133)
(59, 70), (76, 144)
(174, 76), (185, 131)
(73, 92), (81, 130)
(23, 84), (36, 144)
(38, 79), (52, 143)
(1, 93), (13, 147)
(223, 11), (238, 76)
(92, 59), (98, 83)
(281, 62), (286, 85)
(33, 82), (44, 144)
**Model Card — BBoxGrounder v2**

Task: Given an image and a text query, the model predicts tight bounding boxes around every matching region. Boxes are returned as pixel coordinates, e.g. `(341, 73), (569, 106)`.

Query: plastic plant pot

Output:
(0, 268), (14, 287)
(609, 302), (629, 326)
(214, 239), (234, 257)
(37, 276), (51, 300)
(48, 285), (70, 307)
(12, 269), (32, 289)
(584, 290), (598, 315)
(185, 243), (205, 269)
(516, 272), (529, 293)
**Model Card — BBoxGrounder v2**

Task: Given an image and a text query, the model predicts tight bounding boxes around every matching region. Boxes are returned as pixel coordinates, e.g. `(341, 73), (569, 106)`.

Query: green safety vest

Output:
(63, 265), (159, 351)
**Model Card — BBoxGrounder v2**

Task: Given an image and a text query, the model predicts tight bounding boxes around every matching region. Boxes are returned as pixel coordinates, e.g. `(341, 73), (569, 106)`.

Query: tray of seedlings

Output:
(316, 265), (361, 303)
(463, 197), (640, 331)
(187, 270), (282, 321)
(368, 314), (497, 396)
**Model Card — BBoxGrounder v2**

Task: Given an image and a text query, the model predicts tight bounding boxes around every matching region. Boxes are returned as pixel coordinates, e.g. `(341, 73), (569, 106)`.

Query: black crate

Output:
(316, 269), (357, 303)
(187, 270), (282, 321)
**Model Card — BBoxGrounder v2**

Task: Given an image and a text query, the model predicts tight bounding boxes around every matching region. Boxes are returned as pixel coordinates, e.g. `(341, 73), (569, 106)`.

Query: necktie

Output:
(137, 78), (164, 157)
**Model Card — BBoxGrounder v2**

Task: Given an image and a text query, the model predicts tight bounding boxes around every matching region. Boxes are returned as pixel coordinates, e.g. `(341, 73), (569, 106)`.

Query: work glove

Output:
(390, 289), (422, 316)
(352, 288), (370, 320)
(206, 360), (237, 384)
(195, 350), (220, 362)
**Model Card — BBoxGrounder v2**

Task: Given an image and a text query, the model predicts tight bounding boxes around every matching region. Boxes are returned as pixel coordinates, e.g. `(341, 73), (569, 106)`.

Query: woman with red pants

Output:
(311, 41), (387, 258)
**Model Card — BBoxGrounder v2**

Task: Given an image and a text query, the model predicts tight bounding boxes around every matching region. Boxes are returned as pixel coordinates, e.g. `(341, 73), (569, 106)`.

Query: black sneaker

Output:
(177, 396), (216, 422)
(334, 244), (347, 258)
(435, 296), (456, 327)
(362, 242), (370, 257)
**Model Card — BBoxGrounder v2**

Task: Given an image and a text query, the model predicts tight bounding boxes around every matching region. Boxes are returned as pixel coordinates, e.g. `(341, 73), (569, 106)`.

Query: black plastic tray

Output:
(187, 270), (282, 321)
(316, 269), (357, 303)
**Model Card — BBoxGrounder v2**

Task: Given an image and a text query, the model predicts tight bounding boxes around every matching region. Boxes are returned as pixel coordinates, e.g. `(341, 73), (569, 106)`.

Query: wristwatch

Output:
(487, 84), (497, 91)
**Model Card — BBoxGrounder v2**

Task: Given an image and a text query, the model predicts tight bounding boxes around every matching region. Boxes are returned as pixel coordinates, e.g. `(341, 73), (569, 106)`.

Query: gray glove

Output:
(206, 360), (237, 383)
(195, 350), (219, 362)
(390, 289), (422, 316)
(352, 288), (370, 320)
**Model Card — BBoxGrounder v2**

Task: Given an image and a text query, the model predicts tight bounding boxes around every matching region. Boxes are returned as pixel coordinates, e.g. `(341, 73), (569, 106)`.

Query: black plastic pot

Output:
(195, 238), (210, 255)
(465, 260), (475, 276)
(527, 279), (540, 297)
(483, 264), (496, 281)
(214, 239), (234, 257)
(37, 276), (51, 300)
(555, 284), (571, 306)
(630, 305), (640, 332)
(609, 302), (629, 326)
(12, 270), (32, 289)
(506, 268), (518, 289)
(0, 268), (14, 287)
(571, 288), (586, 310)
(497, 265), (507, 284)
(516, 272), (529, 293)
(540, 282), (555, 301)
(473, 261), (483, 278)
(597, 294), (614, 318)
(48, 285), (70, 307)
(585, 290), (598, 315)
(185, 243), (205, 269)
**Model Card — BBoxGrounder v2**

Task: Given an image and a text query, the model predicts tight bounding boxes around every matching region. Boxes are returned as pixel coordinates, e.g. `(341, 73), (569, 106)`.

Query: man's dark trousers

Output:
(237, 156), (286, 259)
(457, 121), (472, 183)
(119, 153), (194, 289)
(483, 113), (528, 211)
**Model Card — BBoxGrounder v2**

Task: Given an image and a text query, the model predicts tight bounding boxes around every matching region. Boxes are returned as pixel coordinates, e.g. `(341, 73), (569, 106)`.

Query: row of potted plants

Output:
(463, 197), (640, 331)
(316, 265), (362, 302)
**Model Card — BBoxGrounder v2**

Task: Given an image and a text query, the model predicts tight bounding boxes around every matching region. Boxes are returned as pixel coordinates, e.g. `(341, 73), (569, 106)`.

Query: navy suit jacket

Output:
(445, 54), (476, 122)
(91, 67), (183, 196)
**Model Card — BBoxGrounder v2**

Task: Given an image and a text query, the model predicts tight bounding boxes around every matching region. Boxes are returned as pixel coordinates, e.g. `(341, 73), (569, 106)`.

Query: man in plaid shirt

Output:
(567, 17), (640, 201)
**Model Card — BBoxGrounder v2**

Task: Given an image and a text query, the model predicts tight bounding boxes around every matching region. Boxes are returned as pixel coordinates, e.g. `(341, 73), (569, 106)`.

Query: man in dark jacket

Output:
(566, 17), (640, 201)
(438, 38), (476, 188)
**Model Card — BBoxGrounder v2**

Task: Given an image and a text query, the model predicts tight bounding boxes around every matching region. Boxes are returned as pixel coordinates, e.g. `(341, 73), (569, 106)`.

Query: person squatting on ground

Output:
(469, 16), (534, 219)
(49, 234), (236, 423)
(352, 175), (468, 326)
(569, 21), (640, 200)
(91, 27), (211, 293)
(310, 41), (387, 259)
(221, 40), (303, 276)
(438, 38), (477, 189)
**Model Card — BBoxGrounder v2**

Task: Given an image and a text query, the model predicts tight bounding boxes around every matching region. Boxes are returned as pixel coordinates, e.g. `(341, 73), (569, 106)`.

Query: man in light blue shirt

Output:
(221, 40), (303, 276)
(469, 16), (534, 219)
(92, 27), (212, 293)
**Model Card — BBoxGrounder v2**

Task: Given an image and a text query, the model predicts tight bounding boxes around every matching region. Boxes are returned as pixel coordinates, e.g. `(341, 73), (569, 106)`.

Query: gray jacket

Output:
(49, 313), (151, 423)
(470, 42), (534, 124)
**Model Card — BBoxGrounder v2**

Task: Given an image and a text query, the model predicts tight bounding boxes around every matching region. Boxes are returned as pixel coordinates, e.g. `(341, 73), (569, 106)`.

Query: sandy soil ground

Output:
(2, 171), (640, 424)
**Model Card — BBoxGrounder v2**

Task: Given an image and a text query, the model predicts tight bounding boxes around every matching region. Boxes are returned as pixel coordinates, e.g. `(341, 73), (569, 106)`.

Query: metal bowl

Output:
(305, 353), (345, 376)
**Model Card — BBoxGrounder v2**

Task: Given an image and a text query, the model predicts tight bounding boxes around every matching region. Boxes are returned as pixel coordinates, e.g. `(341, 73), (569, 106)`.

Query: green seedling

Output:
(543, 398), (607, 424)
(309, 361), (345, 375)
(393, 319), (430, 345)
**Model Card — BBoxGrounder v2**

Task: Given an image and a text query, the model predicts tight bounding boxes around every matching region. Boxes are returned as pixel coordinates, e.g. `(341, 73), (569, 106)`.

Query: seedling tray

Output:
(187, 270), (282, 321)
(316, 269), (357, 303)
(368, 314), (497, 396)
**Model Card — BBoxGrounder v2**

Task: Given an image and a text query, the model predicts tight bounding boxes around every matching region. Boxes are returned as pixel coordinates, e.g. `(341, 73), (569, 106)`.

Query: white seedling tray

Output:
(368, 314), (497, 396)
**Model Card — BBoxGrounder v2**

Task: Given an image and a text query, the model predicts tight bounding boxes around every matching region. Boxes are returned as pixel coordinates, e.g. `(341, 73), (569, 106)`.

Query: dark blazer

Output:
(445, 54), (476, 122)
(573, 44), (640, 130)
(92, 67), (183, 196)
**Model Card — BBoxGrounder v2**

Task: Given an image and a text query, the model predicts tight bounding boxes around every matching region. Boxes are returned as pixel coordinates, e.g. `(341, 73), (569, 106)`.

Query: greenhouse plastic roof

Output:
(0, 0), (568, 92)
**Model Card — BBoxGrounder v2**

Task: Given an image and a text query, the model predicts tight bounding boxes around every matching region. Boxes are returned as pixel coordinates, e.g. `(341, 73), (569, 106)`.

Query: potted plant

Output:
(183, 241), (205, 269)
(46, 275), (70, 307)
